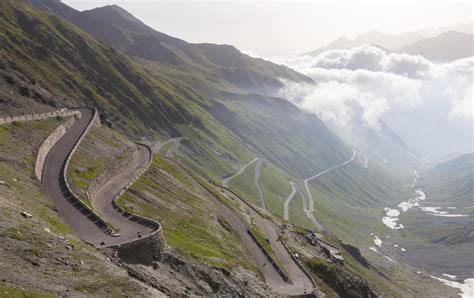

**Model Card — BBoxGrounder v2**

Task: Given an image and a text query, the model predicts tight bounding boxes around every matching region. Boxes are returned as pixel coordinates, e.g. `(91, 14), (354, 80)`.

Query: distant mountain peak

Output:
(304, 23), (474, 58)
(84, 4), (147, 30)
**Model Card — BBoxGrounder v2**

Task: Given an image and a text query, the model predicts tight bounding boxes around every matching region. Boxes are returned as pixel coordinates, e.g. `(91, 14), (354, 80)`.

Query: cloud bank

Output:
(271, 45), (473, 156)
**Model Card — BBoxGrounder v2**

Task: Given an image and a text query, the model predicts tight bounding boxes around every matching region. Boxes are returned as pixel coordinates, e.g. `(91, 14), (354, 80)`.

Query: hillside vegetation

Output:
(0, 0), (419, 247)
(0, 1), (447, 296)
(0, 119), (157, 296)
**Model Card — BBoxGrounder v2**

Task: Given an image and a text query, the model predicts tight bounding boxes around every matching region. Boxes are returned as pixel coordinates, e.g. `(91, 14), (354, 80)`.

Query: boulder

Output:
(21, 211), (32, 218)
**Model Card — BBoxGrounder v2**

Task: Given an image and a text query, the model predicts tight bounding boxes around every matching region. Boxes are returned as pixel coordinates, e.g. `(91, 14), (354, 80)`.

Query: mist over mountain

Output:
(1, 1), (472, 296)
(273, 45), (473, 159)
(305, 23), (474, 58)
(398, 31), (474, 62)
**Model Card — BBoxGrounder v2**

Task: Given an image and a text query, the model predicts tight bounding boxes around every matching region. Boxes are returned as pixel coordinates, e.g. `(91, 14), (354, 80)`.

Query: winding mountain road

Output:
(222, 157), (267, 209)
(304, 150), (356, 214)
(222, 185), (315, 295)
(253, 158), (266, 209)
(153, 137), (182, 157)
(283, 182), (297, 221)
(42, 108), (156, 247)
(91, 143), (155, 240)
(164, 159), (316, 295)
(166, 137), (182, 158)
(221, 158), (259, 188)
(357, 152), (368, 169)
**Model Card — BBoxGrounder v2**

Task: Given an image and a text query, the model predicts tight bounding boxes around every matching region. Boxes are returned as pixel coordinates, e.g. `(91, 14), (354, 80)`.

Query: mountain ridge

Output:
(305, 25), (474, 61)
(27, 0), (313, 95)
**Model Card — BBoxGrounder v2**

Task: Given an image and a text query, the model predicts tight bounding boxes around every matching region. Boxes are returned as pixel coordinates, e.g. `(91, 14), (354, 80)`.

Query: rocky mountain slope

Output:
(0, 0), (411, 252)
(0, 0), (459, 296)
(27, 0), (312, 95)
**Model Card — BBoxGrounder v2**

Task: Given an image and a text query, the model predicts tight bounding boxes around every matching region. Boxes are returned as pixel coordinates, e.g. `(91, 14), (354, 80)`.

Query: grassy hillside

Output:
(116, 156), (258, 271)
(419, 153), (473, 207)
(0, 119), (156, 296)
(28, 0), (312, 95)
(1, 0), (427, 273)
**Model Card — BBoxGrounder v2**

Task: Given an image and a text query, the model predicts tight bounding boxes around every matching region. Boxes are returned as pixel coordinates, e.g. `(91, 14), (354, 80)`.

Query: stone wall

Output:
(61, 108), (119, 236)
(0, 108), (81, 125)
(0, 107), (83, 182)
(246, 229), (290, 282)
(87, 146), (139, 199)
(35, 115), (79, 181)
(115, 228), (166, 265)
(105, 143), (164, 253)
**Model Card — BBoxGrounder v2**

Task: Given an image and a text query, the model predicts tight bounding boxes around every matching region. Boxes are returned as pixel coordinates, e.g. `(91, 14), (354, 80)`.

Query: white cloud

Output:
(272, 45), (474, 132)
(449, 84), (474, 121)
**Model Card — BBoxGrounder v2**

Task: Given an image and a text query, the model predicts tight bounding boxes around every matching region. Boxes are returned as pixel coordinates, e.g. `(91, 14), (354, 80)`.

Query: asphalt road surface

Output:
(223, 187), (315, 295)
(42, 109), (155, 247)
(253, 158), (266, 209)
(168, 158), (315, 295)
(283, 182), (297, 221)
(166, 137), (182, 158)
(221, 157), (259, 187)
(304, 150), (356, 213)
(91, 143), (155, 243)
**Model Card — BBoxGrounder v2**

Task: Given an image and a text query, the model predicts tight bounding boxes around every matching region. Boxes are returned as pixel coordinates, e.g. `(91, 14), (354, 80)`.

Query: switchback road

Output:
(42, 109), (156, 247)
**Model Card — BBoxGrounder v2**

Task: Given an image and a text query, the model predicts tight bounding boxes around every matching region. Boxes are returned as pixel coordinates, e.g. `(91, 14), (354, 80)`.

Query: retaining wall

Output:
(61, 108), (118, 236)
(0, 107), (82, 182)
(280, 238), (317, 290)
(115, 228), (166, 264)
(105, 143), (163, 253)
(88, 147), (140, 198)
(108, 143), (161, 235)
(35, 116), (79, 181)
(246, 229), (290, 283)
(216, 182), (318, 289)
(0, 108), (81, 125)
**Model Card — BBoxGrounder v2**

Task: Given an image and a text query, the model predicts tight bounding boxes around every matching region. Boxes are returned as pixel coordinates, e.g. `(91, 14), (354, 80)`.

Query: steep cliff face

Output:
(116, 230), (166, 265)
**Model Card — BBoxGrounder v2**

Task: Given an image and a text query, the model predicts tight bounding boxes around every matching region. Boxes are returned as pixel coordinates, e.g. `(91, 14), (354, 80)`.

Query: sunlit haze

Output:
(63, 0), (473, 56)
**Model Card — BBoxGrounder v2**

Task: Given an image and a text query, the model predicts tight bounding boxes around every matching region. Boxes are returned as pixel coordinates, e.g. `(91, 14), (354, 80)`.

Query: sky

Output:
(63, 0), (473, 56)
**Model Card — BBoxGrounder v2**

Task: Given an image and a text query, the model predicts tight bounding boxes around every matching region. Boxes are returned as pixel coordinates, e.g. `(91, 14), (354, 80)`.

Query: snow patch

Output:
(432, 213), (468, 218)
(384, 256), (397, 263)
(369, 246), (379, 253)
(382, 207), (404, 229)
(430, 276), (474, 298)
(443, 273), (457, 279)
(373, 236), (383, 247)
(420, 206), (468, 217)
